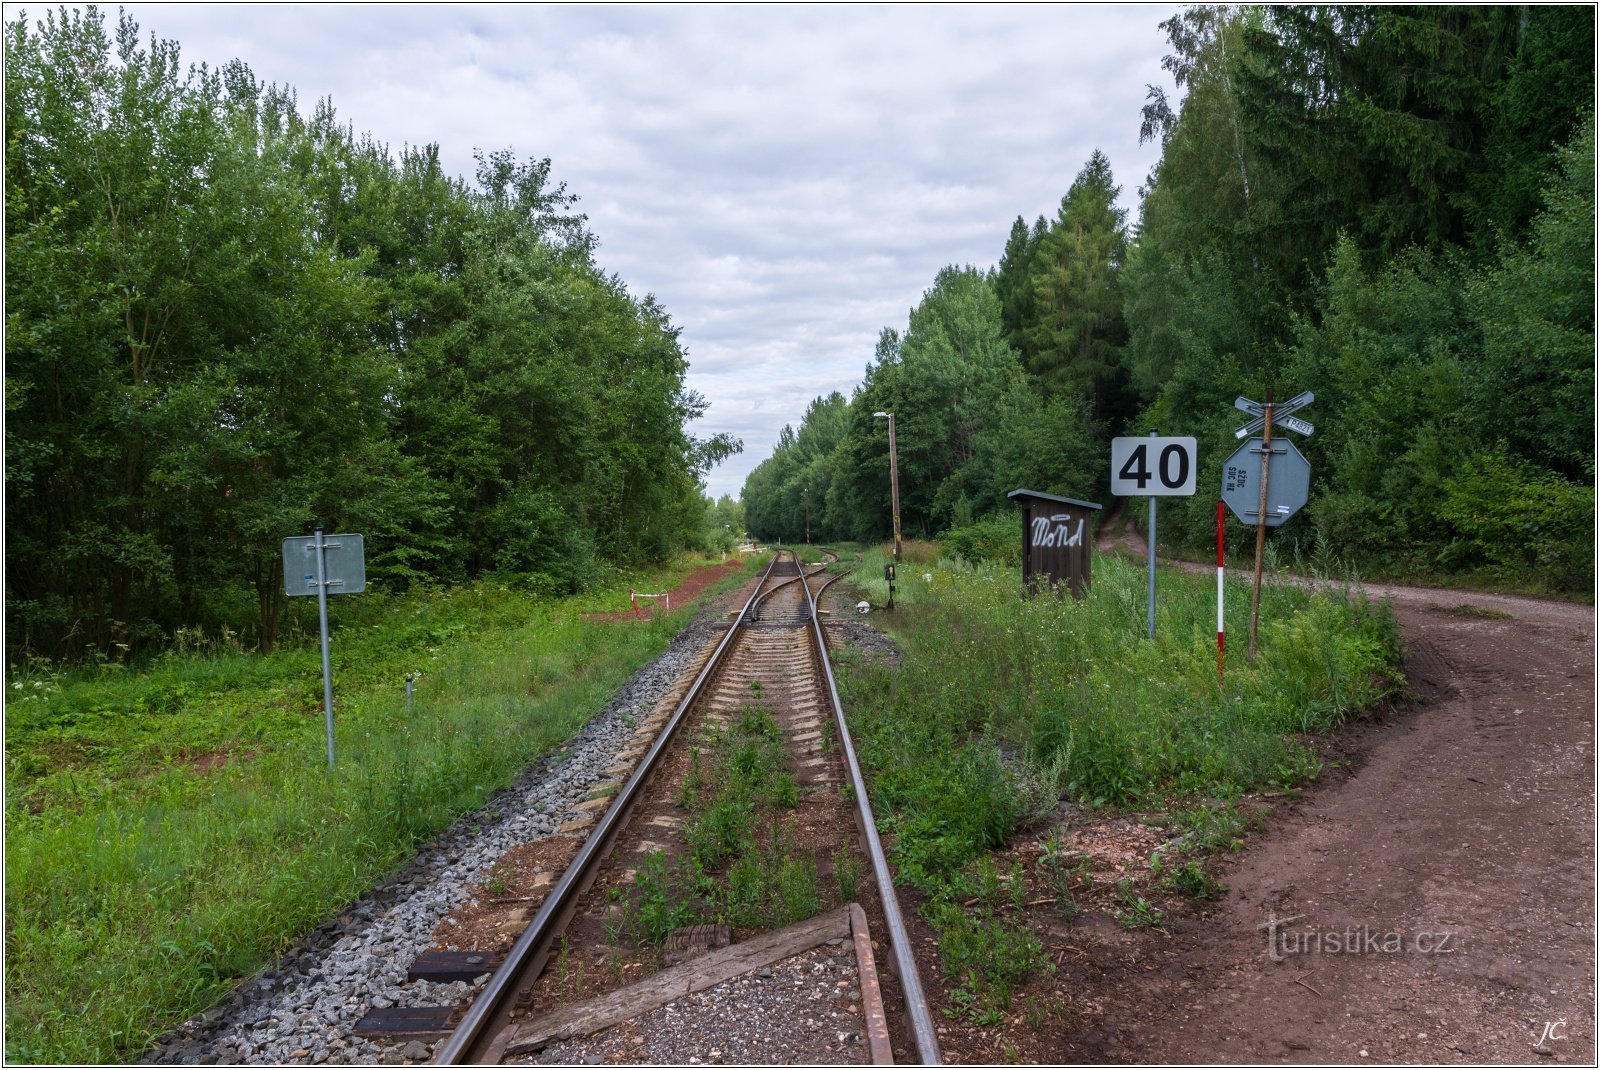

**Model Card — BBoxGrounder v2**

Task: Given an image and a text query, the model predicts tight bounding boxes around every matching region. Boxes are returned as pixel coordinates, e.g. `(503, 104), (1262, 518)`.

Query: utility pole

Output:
(874, 411), (901, 609)
(804, 486), (810, 545)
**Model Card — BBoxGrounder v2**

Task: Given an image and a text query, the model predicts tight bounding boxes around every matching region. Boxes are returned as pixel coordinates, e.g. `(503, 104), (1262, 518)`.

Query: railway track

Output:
(422, 548), (938, 1065)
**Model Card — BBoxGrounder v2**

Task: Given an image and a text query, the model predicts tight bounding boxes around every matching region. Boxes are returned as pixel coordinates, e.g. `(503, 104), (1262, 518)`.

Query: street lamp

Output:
(872, 412), (901, 563)
(873, 411), (901, 609)
(803, 486), (810, 545)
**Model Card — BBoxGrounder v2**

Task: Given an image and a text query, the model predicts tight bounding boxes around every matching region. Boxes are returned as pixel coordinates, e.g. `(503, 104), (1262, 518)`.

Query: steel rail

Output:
(750, 549), (834, 620)
(800, 562), (942, 1064)
(435, 551), (788, 1064)
(749, 564), (805, 620)
(812, 549), (848, 603)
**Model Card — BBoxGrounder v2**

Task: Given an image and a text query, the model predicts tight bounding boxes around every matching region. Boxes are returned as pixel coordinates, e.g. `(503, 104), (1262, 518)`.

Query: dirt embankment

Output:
(584, 560), (747, 622)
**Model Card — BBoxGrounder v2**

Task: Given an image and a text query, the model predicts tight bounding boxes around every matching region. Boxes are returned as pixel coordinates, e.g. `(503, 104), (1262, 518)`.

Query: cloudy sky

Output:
(116, 3), (1181, 498)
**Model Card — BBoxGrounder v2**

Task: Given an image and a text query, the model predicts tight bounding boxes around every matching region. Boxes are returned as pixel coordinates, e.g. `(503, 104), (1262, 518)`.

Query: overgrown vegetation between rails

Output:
(835, 544), (1402, 1020)
(613, 700), (827, 948)
(3, 555), (761, 1065)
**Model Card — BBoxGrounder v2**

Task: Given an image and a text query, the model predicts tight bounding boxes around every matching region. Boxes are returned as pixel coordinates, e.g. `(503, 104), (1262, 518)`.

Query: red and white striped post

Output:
(1216, 500), (1226, 679)
(630, 588), (641, 619)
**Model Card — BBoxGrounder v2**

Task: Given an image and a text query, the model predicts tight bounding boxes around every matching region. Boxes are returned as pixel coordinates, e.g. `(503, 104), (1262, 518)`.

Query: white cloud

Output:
(115, 2), (1180, 497)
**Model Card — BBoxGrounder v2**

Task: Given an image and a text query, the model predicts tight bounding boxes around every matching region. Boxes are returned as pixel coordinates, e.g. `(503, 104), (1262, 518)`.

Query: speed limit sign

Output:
(1112, 434), (1198, 641)
(1110, 436), (1198, 496)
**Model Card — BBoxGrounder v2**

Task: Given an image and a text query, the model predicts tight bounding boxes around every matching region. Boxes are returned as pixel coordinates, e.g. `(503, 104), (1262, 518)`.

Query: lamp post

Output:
(873, 411), (901, 608)
(804, 486), (810, 545)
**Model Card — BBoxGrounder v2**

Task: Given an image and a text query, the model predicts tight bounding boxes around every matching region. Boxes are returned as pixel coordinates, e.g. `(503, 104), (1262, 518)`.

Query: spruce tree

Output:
(1024, 150), (1131, 426)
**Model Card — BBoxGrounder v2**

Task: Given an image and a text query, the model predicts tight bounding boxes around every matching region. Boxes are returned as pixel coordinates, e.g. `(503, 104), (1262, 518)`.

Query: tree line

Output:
(744, 4), (1592, 592)
(6, 8), (738, 659)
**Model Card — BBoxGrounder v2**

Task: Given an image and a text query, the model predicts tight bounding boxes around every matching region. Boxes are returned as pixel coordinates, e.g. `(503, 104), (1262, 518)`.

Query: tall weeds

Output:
(4, 556), (760, 1063)
(837, 549), (1401, 888)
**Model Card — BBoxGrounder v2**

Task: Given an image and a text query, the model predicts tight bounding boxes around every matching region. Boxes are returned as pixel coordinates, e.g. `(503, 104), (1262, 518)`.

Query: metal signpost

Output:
(1223, 392), (1314, 664)
(283, 529), (366, 767)
(1110, 433), (1198, 638)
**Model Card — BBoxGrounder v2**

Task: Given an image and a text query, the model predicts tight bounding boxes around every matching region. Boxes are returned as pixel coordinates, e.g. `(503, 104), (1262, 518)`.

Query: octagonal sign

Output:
(1221, 438), (1311, 527)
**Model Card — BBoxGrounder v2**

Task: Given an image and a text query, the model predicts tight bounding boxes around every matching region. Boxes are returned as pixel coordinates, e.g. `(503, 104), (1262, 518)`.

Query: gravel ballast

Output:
(524, 945), (867, 1066)
(143, 611), (725, 1066)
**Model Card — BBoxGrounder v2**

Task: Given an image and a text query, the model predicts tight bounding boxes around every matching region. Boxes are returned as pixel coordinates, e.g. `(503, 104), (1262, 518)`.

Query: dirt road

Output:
(1080, 513), (1595, 1064)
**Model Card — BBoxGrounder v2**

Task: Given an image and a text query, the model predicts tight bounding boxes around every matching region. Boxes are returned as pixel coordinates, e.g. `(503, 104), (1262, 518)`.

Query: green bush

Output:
(638, 702), (820, 936)
(1439, 448), (1595, 591)
(937, 511), (1023, 566)
(630, 851), (703, 944)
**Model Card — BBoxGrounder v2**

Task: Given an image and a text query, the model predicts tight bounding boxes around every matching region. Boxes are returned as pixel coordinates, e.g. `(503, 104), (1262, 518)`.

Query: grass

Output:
(832, 848), (862, 902)
(616, 704), (823, 943)
(928, 856), (1053, 1025)
(3, 553), (764, 1064)
(832, 542), (1403, 1011)
(1033, 831), (1092, 921)
(1113, 879), (1164, 929)
(1169, 801), (1269, 854)
(787, 544), (833, 565)
(841, 546), (1400, 829)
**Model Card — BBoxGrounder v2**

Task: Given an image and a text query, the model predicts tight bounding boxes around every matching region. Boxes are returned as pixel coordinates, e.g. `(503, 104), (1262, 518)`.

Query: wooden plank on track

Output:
(503, 907), (852, 1056)
(849, 902), (894, 1065)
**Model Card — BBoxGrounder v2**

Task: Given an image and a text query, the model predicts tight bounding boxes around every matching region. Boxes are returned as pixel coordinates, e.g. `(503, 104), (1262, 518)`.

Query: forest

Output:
(5, 8), (740, 660)
(742, 5), (1594, 594)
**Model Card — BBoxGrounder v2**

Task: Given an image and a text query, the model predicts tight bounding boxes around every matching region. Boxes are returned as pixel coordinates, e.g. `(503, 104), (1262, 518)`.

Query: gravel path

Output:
(143, 612), (726, 1067)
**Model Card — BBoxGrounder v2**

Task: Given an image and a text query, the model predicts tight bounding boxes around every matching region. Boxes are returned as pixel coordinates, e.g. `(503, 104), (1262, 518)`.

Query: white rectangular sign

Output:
(1111, 436), (1198, 496)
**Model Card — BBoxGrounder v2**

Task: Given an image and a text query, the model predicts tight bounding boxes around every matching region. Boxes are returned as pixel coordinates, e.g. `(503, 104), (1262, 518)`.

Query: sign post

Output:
(1147, 431), (1157, 639)
(873, 411), (902, 609)
(1225, 391), (1315, 663)
(1250, 391), (1275, 662)
(1110, 433), (1198, 638)
(283, 530), (366, 767)
(314, 528), (335, 767)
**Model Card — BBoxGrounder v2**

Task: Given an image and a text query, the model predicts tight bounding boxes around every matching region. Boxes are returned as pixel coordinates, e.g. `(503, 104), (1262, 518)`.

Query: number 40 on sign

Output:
(1110, 436), (1198, 496)
(1109, 434), (1199, 642)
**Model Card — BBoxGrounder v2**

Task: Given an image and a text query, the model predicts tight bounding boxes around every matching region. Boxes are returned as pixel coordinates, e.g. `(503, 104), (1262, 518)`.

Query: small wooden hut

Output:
(1007, 489), (1103, 598)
